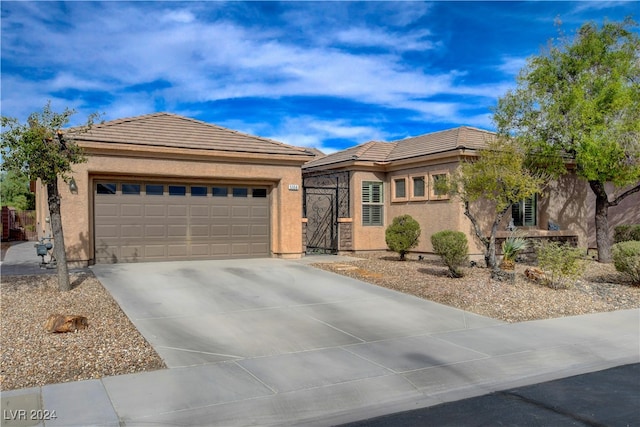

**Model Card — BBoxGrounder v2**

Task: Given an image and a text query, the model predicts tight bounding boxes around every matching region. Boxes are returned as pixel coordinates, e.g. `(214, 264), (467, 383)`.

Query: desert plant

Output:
(536, 241), (585, 289)
(500, 231), (528, 271)
(385, 215), (421, 260)
(614, 225), (640, 244)
(612, 241), (640, 285)
(431, 230), (469, 278)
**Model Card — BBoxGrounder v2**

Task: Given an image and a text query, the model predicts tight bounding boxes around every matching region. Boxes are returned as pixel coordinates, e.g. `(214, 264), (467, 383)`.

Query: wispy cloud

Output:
(2, 1), (636, 149)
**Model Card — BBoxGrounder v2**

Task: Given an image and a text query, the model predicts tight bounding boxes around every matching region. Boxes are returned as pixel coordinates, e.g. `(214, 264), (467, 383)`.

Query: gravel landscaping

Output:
(0, 272), (166, 391)
(313, 252), (640, 323)
(1, 252), (638, 392)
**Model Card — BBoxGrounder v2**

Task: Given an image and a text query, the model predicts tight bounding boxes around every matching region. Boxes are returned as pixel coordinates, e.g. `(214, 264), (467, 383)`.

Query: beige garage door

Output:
(94, 181), (270, 263)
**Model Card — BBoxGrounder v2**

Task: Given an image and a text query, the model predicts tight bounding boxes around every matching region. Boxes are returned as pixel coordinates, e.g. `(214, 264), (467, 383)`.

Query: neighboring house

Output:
(302, 126), (590, 259)
(34, 113), (314, 266)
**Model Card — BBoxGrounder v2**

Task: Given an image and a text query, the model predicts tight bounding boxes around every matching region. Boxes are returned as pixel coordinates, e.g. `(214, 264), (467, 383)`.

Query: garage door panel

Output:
(191, 244), (210, 256)
(168, 225), (187, 237)
(121, 246), (143, 260)
(252, 206), (269, 218)
(121, 204), (143, 217)
(232, 206), (250, 217)
(168, 245), (188, 257)
(251, 243), (269, 254)
(96, 224), (119, 238)
(168, 205), (188, 217)
(251, 225), (269, 237)
(232, 243), (250, 255)
(191, 206), (209, 217)
(211, 206), (230, 217)
(211, 244), (231, 255)
(144, 245), (167, 258)
(191, 225), (210, 237)
(212, 224), (231, 236)
(232, 225), (250, 237)
(94, 181), (270, 263)
(96, 204), (119, 217)
(145, 225), (167, 238)
(145, 205), (166, 216)
(121, 225), (143, 237)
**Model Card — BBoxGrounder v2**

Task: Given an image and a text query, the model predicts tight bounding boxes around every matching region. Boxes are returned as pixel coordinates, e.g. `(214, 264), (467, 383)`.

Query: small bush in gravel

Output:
(612, 241), (640, 285)
(614, 225), (640, 243)
(386, 215), (421, 261)
(431, 230), (469, 278)
(536, 241), (585, 289)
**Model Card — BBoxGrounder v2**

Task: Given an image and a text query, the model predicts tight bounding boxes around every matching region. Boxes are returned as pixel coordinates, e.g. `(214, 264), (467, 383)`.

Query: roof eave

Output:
(80, 141), (314, 165)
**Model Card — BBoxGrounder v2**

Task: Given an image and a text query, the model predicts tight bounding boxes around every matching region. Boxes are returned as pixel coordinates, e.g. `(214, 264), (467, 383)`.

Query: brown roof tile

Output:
(303, 141), (396, 169)
(303, 126), (494, 169)
(387, 126), (495, 161)
(69, 112), (313, 157)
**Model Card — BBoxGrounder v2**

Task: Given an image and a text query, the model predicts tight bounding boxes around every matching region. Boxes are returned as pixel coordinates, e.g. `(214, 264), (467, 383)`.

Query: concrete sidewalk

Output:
(1, 248), (639, 426)
(2, 308), (637, 426)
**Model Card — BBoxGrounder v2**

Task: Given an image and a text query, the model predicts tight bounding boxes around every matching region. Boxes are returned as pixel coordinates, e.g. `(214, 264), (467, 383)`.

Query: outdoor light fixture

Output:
(69, 177), (78, 194)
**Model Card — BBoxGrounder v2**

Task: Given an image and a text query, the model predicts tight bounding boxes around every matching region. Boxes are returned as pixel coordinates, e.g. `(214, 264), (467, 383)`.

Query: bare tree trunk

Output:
(46, 179), (71, 291)
(589, 181), (612, 263)
(463, 202), (509, 270)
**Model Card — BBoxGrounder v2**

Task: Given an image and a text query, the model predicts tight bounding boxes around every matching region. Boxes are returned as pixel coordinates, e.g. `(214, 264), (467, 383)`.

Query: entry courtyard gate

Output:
(303, 171), (350, 254)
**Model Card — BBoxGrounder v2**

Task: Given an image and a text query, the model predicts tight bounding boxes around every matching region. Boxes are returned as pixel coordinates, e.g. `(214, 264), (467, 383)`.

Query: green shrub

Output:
(614, 225), (640, 243)
(431, 230), (469, 278)
(500, 231), (528, 270)
(612, 241), (640, 285)
(385, 215), (421, 261)
(536, 241), (585, 289)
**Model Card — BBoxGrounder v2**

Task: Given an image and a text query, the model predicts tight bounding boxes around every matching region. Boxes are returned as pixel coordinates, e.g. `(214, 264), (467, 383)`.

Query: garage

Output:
(34, 112), (313, 266)
(94, 180), (270, 263)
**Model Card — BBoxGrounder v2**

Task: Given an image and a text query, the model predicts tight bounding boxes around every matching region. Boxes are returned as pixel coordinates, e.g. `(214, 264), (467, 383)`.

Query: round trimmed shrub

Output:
(385, 215), (421, 260)
(431, 230), (469, 278)
(612, 241), (640, 285)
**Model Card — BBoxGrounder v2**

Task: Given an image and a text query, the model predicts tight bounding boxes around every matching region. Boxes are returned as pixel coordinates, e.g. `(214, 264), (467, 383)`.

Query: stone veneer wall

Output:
(338, 221), (353, 251)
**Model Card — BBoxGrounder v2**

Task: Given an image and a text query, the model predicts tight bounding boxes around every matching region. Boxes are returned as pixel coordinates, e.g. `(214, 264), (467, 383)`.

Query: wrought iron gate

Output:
(303, 171), (350, 254)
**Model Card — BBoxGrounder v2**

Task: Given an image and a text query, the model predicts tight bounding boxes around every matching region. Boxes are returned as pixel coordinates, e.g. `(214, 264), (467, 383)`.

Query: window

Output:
(96, 183), (116, 194)
(512, 195), (537, 226)
(252, 188), (267, 198)
(412, 176), (426, 198)
(191, 186), (207, 196)
(362, 181), (383, 226)
(430, 172), (449, 200)
(392, 178), (407, 201)
(212, 187), (228, 197)
(169, 185), (186, 196)
(145, 184), (164, 196)
(122, 184), (140, 195)
(232, 187), (248, 197)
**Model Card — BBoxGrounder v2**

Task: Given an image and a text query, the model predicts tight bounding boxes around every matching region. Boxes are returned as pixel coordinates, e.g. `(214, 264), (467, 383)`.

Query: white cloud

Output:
(497, 56), (528, 76)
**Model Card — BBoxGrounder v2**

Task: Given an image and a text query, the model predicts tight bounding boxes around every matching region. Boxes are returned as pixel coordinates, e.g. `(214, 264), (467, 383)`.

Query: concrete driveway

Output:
(93, 257), (502, 368)
(75, 258), (638, 426)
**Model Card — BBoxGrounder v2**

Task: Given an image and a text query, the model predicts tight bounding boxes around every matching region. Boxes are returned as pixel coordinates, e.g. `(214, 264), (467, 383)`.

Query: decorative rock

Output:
(44, 314), (89, 333)
(525, 267), (546, 283)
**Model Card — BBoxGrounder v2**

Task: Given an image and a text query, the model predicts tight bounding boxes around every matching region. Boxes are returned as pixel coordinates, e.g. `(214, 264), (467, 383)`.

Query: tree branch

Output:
(609, 183), (640, 207)
(463, 201), (489, 247)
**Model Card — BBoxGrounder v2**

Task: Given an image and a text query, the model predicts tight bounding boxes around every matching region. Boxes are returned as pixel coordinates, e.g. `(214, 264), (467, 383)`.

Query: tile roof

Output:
(303, 126), (494, 169)
(69, 112), (313, 157)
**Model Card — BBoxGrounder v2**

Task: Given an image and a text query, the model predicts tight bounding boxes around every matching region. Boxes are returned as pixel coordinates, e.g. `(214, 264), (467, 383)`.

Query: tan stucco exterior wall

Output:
(341, 165), (590, 258)
(37, 149), (307, 265)
(350, 170), (388, 251)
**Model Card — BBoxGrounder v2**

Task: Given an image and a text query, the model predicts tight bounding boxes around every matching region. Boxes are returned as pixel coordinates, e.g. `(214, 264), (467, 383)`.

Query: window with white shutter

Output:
(512, 195), (537, 226)
(362, 181), (384, 226)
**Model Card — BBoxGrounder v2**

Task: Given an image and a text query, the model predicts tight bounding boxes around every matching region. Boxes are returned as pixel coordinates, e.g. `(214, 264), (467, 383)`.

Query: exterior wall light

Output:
(69, 178), (78, 194)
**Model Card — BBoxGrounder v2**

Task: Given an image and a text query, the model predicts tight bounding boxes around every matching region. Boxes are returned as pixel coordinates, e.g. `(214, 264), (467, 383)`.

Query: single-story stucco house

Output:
(302, 126), (593, 259)
(35, 113), (314, 266)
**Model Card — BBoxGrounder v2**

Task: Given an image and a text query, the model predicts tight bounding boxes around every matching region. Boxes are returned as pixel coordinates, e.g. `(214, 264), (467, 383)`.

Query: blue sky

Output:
(1, 1), (638, 153)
